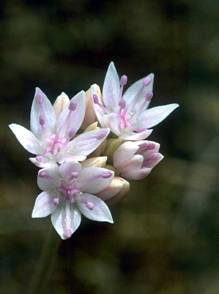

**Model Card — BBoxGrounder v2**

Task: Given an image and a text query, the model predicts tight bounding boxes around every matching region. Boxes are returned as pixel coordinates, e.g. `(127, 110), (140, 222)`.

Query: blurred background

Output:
(0, 0), (219, 293)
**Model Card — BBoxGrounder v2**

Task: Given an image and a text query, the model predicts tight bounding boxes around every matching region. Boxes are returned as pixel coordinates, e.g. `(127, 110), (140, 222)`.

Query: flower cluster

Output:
(9, 62), (178, 239)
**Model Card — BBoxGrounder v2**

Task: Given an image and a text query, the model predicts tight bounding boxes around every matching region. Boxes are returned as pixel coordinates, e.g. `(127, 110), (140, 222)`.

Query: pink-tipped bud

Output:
(98, 177), (130, 202)
(120, 75), (128, 86)
(143, 153), (163, 168)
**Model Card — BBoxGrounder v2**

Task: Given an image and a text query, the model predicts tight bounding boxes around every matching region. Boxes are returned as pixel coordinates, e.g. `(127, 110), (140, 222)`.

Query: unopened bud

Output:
(81, 84), (101, 130)
(82, 156), (107, 168)
(84, 122), (99, 132)
(104, 138), (124, 163)
(98, 177), (130, 203)
(53, 92), (70, 116)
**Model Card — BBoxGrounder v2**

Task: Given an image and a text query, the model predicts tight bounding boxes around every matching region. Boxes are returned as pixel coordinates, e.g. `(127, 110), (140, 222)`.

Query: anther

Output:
(119, 99), (126, 109)
(120, 75), (128, 86)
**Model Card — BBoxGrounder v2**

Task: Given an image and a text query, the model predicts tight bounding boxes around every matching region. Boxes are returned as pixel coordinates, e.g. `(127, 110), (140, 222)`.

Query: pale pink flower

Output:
(113, 140), (164, 180)
(32, 161), (114, 239)
(9, 88), (109, 168)
(92, 62), (179, 140)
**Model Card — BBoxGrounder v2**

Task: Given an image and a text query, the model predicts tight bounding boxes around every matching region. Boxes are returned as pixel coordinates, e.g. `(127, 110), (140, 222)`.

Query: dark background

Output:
(0, 1), (219, 293)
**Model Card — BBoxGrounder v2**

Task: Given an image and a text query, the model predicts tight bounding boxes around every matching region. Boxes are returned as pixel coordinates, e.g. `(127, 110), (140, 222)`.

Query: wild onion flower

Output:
(32, 161), (114, 239)
(113, 140), (163, 180)
(9, 88), (109, 168)
(92, 62), (179, 140)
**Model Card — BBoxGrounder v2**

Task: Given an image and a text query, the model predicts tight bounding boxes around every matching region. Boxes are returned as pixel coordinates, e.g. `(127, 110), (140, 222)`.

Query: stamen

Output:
(138, 142), (155, 153)
(143, 76), (151, 86)
(69, 101), (77, 111)
(143, 153), (159, 167)
(120, 75), (128, 86)
(119, 99), (126, 109)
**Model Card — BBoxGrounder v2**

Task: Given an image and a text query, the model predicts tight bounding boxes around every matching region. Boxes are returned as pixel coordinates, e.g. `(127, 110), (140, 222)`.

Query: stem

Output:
(27, 228), (60, 294)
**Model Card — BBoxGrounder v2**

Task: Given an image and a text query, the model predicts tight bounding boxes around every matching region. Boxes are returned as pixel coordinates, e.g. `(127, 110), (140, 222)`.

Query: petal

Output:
(56, 90), (86, 140)
(120, 154), (148, 180)
(97, 177), (130, 201)
(143, 152), (164, 169)
(53, 92), (70, 117)
(124, 73), (154, 111)
(81, 84), (99, 130)
(120, 129), (153, 141)
(9, 123), (43, 154)
(78, 167), (114, 194)
(102, 113), (121, 136)
(32, 192), (56, 218)
(37, 165), (59, 191)
(51, 204), (81, 239)
(64, 128), (110, 159)
(30, 87), (56, 138)
(137, 103), (179, 129)
(58, 161), (81, 181)
(102, 62), (120, 110)
(77, 193), (113, 223)
(29, 156), (57, 169)
(113, 141), (139, 168)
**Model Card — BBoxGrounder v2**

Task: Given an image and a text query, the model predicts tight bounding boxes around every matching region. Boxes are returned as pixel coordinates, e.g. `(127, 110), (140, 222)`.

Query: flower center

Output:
(46, 134), (67, 156)
(58, 181), (80, 203)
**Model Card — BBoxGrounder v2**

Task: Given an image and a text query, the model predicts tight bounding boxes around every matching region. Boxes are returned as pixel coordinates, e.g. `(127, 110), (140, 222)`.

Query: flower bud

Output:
(104, 138), (123, 162)
(81, 84), (100, 130)
(53, 92), (70, 116)
(98, 176), (130, 202)
(84, 122), (99, 132)
(113, 140), (164, 180)
(82, 156), (107, 168)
